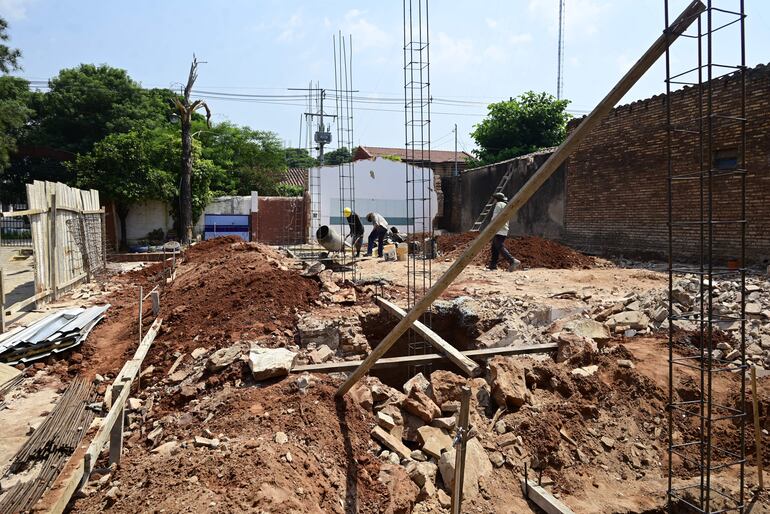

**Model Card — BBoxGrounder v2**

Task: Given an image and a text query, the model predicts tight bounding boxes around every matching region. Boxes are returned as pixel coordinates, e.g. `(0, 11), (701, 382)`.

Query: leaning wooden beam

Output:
(521, 479), (575, 514)
(293, 343), (557, 373)
(375, 296), (480, 377)
(336, 0), (706, 397)
(38, 318), (163, 514)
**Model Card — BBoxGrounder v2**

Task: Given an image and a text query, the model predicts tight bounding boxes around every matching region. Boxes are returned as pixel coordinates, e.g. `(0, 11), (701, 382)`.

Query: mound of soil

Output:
(436, 232), (595, 269)
(72, 378), (395, 513)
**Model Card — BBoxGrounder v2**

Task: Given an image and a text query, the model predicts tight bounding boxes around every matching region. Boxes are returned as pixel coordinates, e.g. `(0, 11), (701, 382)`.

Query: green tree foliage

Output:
(0, 17), (21, 73)
(27, 65), (169, 155)
(284, 147), (317, 168)
(71, 130), (175, 248)
(322, 146), (351, 165)
(274, 183), (304, 197)
(0, 76), (31, 173)
(470, 91), (571, 166)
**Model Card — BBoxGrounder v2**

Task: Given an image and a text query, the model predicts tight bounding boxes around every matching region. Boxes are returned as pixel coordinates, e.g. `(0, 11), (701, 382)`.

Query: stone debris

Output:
(402, 388), (441, 422)
(437, 438), (492, 499)
(247, 345), (297, 380)
(372, 426), (411, 460)
(193, 436), (220, 449)
(274, 431), (288, 444)
(377, 411), (396, 431)
(571, 365), (599, 377)
(307, 344), (334, 364)
(191, 347), (208, 360)
(489, 356), (528, 409)
(205, 344), (243, 372)
(416, 426), (453, 459)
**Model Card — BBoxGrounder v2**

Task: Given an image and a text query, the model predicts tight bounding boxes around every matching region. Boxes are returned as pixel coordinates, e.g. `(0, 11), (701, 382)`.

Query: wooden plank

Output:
(5, 289), (53, 316)
(0, 267), (5, 333)
(0, 361), (22, 388)
(36, 318), (162, 512)
(521, 479), (575, 514)
(375, 296), (480, 377)
(336, 0), (706, 398)
(293, 343), (557, 373)
(0, 208), (45, 217)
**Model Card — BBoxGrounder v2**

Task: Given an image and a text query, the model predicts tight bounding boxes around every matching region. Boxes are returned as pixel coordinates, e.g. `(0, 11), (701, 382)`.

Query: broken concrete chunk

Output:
(274, 431), (288, 444)
(377, 411), (396, 431)
(402, 388), (441, 422)
(127, 398), (143, 411)
(556, 333), (598, 363)
(146, 426), (163, 446)
(206, 344), (243, 372)
(247, 345), (296, 380)
(600, 436), (615, 449)
(607, 311), (650, 330)
(617, 359), (634, 369)
(403, 372), (432, 397)
(563, 319), (611, 342)
(151, 441), (178, 457)
(349, 383), (374, 411)
(417, 425), (453, 459)
(308, 344), (334, 364)
(571, 365), (599, 377)
(429, 370), (465, 406)
(193, 436), (220, 449)
(489, 356), (528, 410)
(297, 317), (339, 350)
(372, 425), (411, 460)
(405, 460), (438, 488)
(489, 451), (505, 468)
(747, 303), (762, 315)
(438, 438), (492, 499)
(191, 347), (208, 360)
(431, 416), (456, 431)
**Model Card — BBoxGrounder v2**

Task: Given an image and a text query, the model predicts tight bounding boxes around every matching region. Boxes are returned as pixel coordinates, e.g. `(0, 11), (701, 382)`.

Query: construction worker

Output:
(488, 192), (521, 271)
(343, 207), (364, 257)
(388, 226), (405, 244)
(365, 212), (389, 257)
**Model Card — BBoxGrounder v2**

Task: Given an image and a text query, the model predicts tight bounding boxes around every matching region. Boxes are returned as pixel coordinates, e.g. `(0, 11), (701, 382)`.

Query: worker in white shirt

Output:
(488, 192), (521, 271)
(365, 212), (389, 257)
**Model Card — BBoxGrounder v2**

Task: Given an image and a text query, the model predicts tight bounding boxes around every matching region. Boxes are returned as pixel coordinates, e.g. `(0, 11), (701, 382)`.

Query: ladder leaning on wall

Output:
(469, 166), (516, 232)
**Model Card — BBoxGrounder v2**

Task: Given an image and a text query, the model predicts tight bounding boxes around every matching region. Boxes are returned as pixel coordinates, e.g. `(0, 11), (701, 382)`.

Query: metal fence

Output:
(0, 204), (32, 247)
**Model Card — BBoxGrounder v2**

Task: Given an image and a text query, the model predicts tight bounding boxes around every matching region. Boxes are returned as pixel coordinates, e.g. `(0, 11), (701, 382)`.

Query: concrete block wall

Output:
(250, 195), (309, 245)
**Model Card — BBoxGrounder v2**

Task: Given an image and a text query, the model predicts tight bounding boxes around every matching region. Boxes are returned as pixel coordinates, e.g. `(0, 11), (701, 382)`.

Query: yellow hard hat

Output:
(343, 207), (352, 217)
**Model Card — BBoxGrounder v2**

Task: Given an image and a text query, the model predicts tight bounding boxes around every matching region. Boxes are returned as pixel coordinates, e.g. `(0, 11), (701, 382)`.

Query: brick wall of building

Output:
(564, 63), (770, 264)
(250, 195), (309, 245)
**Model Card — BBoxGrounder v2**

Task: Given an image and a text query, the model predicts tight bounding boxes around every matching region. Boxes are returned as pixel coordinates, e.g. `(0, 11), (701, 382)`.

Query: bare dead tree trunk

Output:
(174, 55), (211, 245)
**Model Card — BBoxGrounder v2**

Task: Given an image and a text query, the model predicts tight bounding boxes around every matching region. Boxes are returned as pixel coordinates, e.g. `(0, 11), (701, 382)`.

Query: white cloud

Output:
(343, 9), (392, 50)
(0, 0), (33, 20)
(509, 33), (533, 45)
(433, 32), (474, 69)
(277, 12), (304, 42)
(485, 18), (498, 29)
(483, 45), (506, 62)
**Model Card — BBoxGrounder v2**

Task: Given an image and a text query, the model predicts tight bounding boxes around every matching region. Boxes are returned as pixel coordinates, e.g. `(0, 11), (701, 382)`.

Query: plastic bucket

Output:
(396, 244), (408, 261)
(383, 244), (396, 260)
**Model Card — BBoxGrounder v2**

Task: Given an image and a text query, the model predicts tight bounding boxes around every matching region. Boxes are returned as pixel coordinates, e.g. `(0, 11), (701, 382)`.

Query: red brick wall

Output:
(564, 64), (770, 264)
(250, 196), (308, 245)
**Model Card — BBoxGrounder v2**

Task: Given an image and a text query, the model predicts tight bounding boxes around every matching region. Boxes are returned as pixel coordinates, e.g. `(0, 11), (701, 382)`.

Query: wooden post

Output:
(752, 365), (764, 490)
(109, 383), (125, 466)
(50, 193), (58, 301)
(0, 267), (6, 334)
(78, 213), (92, 283)
(336, 0), (706, 398)
(451, 386), (471, 514)
(151, 290), (160, 316)
(138, 286), (143, 344)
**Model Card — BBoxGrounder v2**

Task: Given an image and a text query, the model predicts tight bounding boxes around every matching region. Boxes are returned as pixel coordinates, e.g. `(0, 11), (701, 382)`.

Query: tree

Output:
(27, 65), (153, 155)
(71, 130), (174, 248)
(171, 56), (211, 244)
(470, 91), (571, 165)
(322, 146), (351, 166)
(0, 17), (21, 73)
(284, 147), (316, 168)
(0, 76), (31, 176)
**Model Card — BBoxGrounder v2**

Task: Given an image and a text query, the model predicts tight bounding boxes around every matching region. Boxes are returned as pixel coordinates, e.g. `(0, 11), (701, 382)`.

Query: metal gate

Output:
(203, 214), (250, 241)
(0, 204), (32, 247)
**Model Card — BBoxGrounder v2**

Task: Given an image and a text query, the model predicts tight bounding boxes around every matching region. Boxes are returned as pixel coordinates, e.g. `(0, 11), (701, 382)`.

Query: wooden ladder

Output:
(469, 166), (515, 232)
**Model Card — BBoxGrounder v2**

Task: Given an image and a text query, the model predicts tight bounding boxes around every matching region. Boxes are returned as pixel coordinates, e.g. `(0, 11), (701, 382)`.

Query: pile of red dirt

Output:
(72, 378), (399, 513)
(436, 232), (595, 269)
(148, 239), (320, 366)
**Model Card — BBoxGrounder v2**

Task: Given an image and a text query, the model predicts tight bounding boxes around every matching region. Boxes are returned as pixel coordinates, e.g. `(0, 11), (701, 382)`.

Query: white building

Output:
(311, 157), (438, 239)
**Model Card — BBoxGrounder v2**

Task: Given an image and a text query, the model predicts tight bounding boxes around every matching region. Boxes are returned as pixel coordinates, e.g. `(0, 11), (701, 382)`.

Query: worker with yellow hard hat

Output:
(344, 207), (364, 258)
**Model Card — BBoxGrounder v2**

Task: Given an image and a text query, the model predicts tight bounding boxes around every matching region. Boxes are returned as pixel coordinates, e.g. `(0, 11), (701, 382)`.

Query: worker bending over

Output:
(365, 212), (389, 257)
(343, 207), (364, 257)
(488, 192), (521, 271)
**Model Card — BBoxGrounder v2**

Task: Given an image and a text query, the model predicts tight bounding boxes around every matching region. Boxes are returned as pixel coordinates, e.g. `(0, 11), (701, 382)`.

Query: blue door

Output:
(203, 214), (250, 241)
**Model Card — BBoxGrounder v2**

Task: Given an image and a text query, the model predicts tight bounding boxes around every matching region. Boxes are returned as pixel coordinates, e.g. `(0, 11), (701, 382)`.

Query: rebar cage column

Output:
(666, 1), (747, 512)
(403, 0), (433, 375)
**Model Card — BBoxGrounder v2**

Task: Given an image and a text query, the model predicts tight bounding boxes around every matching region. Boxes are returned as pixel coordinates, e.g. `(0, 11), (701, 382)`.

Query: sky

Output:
(2, 0), (768, 156)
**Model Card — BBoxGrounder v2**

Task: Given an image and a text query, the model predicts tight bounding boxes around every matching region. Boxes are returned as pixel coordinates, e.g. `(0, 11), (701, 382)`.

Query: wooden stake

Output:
(0, 268), (6, 334)
(335, 0), (706, 397)
(752, 365), (764, 490)
(50, 193), (58, 301)
(151, 290), (160, 316)
(451, 386), (471, 514)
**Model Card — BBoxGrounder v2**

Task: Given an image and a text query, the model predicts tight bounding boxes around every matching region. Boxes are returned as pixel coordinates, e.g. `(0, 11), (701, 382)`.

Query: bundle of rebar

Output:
(0, 377), (95, 512)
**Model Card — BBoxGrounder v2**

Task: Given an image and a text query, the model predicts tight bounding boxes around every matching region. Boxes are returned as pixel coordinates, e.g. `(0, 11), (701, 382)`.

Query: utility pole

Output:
(453, 124), (458, 177)
(557, 0), (566, 100)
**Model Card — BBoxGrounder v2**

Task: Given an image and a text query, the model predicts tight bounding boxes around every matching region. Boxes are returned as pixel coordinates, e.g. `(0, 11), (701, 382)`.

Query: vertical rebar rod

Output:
(739, 0), (747, 508)
(704, 4), (713, 510)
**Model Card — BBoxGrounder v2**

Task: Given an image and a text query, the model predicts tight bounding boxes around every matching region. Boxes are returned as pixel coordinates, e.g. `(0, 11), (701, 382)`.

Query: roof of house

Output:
(353, 146), (472, 164)
(280, 168), (308, 189)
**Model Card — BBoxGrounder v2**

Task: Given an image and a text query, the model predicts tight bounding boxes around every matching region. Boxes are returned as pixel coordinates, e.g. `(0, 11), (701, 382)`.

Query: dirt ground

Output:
(2, 235), (768, 513)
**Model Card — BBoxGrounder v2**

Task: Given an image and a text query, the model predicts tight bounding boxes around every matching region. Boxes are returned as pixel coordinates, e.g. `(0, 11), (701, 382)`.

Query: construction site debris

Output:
(402, 388), (441, 422)
(437, 437), (492, 499)
(489, 356), (528, 409)
(436, 233), (595, 269)
(0, 305), (109, 365)
(247, 345), (296, 380)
